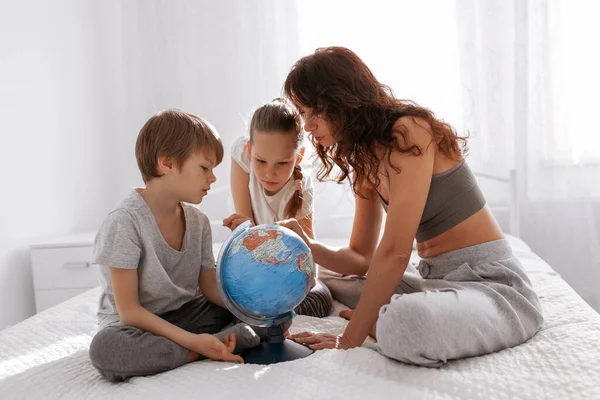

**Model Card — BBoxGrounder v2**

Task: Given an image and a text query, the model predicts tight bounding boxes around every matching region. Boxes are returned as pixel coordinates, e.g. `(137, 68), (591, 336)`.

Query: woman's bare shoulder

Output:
(391, 116), (435, 154)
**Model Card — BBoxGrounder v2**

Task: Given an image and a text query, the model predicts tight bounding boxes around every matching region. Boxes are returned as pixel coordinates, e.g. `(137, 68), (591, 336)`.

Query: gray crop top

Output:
(377, 159), (486, 242)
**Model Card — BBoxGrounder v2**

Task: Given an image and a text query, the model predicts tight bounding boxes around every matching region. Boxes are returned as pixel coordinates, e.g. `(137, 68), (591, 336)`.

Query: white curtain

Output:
(85, 0), (599, 309)
(86, 0), (302, 241)
(295, 0), (465, 239)
(295, 0), (600, 310)
(0, 0), (303, 328)
(455, 0), (600, 310)
(32, 0), (597, 309)
(2, 0), (598, 328)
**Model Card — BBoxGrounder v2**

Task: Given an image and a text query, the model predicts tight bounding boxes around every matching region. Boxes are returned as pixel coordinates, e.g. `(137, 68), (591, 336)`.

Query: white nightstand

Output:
(30, 232), (99, 313)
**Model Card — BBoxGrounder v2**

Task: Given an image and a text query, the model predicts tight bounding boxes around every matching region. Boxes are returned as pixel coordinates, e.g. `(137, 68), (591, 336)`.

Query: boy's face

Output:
(171, 149), (217, 204)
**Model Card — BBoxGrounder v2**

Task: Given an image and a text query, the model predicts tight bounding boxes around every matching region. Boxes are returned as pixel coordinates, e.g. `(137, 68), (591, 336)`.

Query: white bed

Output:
(1, 234), (599, 399)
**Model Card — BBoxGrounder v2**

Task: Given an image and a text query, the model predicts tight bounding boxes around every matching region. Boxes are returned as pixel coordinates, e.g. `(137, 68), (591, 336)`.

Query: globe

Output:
(216, 221), (315, 327)
(216, 221), (316, 364)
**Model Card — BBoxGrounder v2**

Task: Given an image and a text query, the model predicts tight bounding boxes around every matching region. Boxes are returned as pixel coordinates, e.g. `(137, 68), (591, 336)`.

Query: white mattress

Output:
(1, 235), (599, 399)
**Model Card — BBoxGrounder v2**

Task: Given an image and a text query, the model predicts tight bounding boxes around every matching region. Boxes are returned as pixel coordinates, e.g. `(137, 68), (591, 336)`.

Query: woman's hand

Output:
(190, 333), (244, 363)
(223, 213), (254, 231)
(277, 218), (311, 246)
(288, 331), (356, 350)
(340, 309), (377, 339)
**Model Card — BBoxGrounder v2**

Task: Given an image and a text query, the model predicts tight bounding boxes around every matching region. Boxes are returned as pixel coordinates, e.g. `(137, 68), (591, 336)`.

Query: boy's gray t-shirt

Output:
(94, 189), (215, 329)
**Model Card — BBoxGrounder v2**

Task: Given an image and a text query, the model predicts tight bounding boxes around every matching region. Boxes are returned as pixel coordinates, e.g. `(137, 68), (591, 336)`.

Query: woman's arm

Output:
(311, 180), (384, 276)
(297, 214), (315, 240)
(279, 182), (383, 276)
(342, 117), (435, 347)
(296, 214), (317, 286)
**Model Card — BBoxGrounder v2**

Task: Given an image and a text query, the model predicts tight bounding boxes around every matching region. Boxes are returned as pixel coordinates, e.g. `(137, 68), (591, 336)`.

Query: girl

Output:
(279, 47), (543, 366)
(223, 98), (332, 318)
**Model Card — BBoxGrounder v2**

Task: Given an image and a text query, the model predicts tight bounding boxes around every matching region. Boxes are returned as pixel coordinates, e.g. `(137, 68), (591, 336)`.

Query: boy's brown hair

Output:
(135, 110), (224, 182)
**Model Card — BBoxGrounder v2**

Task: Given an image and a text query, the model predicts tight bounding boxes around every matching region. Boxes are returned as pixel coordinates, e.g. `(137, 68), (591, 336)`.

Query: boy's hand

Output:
(223, 214), (254, 231)
(192, 333), (244, 363)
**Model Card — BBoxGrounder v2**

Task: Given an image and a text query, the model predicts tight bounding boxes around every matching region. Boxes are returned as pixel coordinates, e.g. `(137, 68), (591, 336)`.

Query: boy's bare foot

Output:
(339, 309), (377, 340)
(216, 323), (260, 353)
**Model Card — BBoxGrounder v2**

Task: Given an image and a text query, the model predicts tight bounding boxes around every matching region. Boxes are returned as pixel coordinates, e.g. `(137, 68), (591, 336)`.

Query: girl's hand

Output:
(223, 214), (254, 231)
(191, 333), (244, 363)
(276, 218), (311, 246)
(289, 332), (356, 350)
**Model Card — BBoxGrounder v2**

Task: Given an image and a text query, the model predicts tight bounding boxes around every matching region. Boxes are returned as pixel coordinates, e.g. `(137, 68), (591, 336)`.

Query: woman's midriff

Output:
(416, 206), (505, 258)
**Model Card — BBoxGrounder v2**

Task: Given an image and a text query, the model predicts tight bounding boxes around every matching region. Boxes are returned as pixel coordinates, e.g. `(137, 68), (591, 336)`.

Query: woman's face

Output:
(297, 106), (336, 147)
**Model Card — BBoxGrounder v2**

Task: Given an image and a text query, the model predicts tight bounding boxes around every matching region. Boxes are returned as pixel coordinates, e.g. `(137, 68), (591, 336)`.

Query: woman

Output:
(278, 47), (543, 366)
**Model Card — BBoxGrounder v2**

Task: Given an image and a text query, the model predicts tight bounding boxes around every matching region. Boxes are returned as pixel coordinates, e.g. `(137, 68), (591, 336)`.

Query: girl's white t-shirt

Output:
(231, 136), (314, 224)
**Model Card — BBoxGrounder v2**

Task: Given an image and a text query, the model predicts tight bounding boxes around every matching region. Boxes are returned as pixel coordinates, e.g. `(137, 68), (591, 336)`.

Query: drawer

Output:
(31, 246), (100, 290)
(35, 287), (93, 313)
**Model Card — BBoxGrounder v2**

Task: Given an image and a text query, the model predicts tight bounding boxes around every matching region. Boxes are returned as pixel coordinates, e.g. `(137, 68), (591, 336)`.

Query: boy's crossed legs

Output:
(89, 296), (260, 382)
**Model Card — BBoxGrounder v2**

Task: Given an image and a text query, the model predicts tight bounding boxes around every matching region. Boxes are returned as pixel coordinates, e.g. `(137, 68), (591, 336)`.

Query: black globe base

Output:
(241, 324), (314, 365)
(241, 340), (314, 365)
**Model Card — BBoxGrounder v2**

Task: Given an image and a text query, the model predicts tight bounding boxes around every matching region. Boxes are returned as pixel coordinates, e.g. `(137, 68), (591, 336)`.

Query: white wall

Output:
(0, 1), (106, 329)
(0, 0), (302, 330)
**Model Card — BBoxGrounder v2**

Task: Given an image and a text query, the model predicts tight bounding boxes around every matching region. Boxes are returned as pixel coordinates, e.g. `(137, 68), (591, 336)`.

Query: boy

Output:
(89, 110), (260, 382)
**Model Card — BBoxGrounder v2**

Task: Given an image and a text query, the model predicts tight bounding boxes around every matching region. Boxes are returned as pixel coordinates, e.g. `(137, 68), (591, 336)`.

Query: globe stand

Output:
(241, 324), (314, 365)
(216, 221), (316, 365)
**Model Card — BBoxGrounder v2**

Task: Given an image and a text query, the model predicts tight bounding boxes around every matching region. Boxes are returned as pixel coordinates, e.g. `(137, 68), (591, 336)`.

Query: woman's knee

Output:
(376, 294), (443, 366)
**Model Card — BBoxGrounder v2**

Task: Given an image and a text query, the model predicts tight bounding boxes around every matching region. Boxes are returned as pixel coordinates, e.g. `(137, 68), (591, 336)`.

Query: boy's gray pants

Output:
(319, 239), (544, 367)
(89, 296), (236, 382)
(89, 284), (328, 382)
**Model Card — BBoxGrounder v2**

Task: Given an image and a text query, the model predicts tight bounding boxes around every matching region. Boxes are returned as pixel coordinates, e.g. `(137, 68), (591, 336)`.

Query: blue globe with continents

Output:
(216, 221), (315, 364)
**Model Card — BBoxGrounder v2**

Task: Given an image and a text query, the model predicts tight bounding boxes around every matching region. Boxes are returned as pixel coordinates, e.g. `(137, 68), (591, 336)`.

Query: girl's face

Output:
(249, 131), (303, 195)
(298, 106), (336, 147)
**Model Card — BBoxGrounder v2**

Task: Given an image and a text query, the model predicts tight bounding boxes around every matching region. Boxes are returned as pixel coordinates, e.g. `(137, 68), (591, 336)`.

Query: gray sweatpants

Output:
(319, 239), (544, 367)
(90, 296), (248, 381)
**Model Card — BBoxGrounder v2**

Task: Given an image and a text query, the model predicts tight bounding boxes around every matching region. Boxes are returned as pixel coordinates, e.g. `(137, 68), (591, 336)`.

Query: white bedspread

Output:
(1, 236), (599, 399)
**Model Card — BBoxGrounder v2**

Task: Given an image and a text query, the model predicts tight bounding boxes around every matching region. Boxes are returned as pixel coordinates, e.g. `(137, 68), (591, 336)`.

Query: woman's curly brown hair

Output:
(284, 46), (467, 196)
